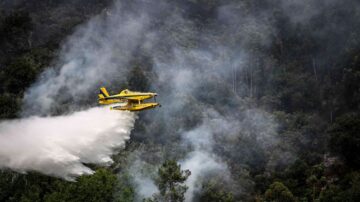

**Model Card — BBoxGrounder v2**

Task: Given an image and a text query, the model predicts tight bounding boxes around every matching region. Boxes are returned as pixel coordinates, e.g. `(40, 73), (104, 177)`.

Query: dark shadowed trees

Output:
(145, 160), (191, 202)
(328, 113), (360, 169)
(265, 181), (296, 202)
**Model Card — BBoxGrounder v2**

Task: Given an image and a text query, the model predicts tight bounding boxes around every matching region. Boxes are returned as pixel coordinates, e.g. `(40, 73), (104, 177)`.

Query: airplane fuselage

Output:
(98, 88), (160, 111)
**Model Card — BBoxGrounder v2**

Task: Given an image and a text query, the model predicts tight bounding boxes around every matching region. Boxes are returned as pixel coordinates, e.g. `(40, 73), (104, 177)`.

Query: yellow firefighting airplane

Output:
(98, 87), (160, 111)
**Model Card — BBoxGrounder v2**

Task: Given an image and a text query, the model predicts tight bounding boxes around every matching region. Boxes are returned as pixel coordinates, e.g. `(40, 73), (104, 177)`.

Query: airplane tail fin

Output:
(99, 87), (110, 99)
(98, 94), (105, 99)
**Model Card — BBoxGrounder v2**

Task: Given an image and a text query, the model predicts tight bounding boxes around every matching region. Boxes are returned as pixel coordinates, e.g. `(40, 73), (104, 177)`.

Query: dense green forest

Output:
(0, 0), (360, 201)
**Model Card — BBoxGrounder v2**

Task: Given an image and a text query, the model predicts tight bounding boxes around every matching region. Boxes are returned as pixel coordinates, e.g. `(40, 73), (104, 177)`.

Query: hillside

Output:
(0, 0), (359, 201)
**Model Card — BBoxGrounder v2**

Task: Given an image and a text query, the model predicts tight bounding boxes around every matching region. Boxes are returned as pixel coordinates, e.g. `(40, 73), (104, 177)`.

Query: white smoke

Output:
(180, 151), (227, 202)
(178, 109), (282, 201)
(22, 2), (152, 116)
(129, 158), (158, 200)
(0, 107), (135, 180)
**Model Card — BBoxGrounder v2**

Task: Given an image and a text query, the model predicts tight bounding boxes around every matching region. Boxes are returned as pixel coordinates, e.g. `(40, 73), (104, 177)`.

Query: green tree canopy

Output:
(265, 181), (296, 202)
(328, 113), (360, 168)
(44, 168), (117, 202)
(145, 160), (191, 202)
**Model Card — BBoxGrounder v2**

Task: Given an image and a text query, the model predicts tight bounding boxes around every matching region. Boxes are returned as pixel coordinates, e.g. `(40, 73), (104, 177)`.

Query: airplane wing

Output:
(99, 88), (156, 101)
(103, 94), (147, 100)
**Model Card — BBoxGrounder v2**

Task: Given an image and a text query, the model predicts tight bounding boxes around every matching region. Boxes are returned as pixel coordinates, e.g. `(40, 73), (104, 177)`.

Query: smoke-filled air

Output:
(0, 0), (360, 201)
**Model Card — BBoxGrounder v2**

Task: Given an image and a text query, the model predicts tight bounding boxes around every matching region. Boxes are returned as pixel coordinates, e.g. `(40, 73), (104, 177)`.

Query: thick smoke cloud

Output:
(22, 1), (154, 116)
(4, 0), (356, 199)
(0, 107), (135, 180)
(116, 0), (359, 200)
(39, 0), (289, 200)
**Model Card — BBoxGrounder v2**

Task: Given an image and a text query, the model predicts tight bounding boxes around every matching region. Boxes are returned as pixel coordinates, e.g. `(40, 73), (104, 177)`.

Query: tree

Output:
(0, 10), (33, 54)
(0, 94), (20, 118)
(4, 56), (40, 94)
(328, 113), (360, 168)
(341, 53), (360, 111)
(44, 168), (117, 202)
(113, 172), (135, 202)
(319, 172), (360, 202)
(264, 181), (296, 202)
(198, 181), (234, 202)
(145, 160), (191, 202)
(318, 185), (343, 202)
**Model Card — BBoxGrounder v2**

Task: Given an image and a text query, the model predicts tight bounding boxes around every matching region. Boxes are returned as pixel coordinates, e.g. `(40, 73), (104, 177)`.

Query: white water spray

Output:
(0, 107), (135, 180)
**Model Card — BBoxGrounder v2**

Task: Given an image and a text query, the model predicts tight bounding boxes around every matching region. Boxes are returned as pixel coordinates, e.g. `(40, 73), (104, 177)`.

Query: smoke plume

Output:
(4, 0), (357, 199)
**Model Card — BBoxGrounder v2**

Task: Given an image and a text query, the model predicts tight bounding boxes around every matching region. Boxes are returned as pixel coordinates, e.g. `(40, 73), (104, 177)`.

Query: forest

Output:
(0, 0), (359, 201)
